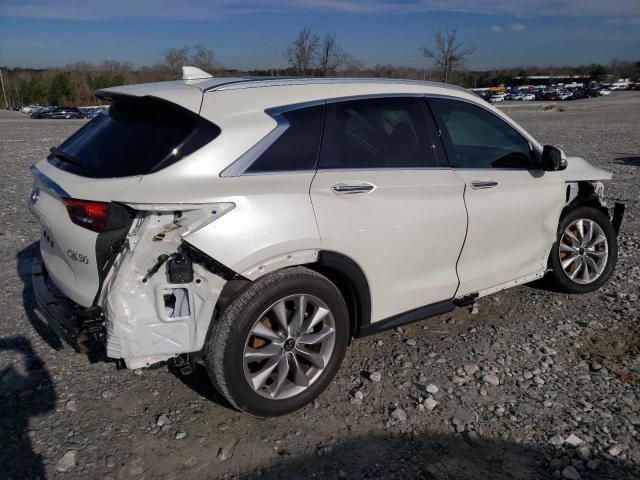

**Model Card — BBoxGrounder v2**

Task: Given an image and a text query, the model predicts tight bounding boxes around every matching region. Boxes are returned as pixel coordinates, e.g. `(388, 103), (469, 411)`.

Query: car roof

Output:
(96, 76), (473, 114)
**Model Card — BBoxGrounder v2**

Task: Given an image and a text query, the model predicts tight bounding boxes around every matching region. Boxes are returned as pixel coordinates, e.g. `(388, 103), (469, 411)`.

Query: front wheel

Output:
(547, 206), (618, 293)
(205, 267), (349, 417)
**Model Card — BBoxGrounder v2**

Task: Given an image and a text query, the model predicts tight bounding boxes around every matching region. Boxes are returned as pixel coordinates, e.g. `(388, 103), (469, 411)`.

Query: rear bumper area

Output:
(32, 255), (105, 353)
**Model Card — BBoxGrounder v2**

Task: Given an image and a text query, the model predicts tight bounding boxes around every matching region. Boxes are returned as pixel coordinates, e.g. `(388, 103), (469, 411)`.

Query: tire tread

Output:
(206, 266), (345, 415)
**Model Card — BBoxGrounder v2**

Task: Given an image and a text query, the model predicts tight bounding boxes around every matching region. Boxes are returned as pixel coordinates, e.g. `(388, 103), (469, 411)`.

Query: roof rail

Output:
(203, 77), (468, 93)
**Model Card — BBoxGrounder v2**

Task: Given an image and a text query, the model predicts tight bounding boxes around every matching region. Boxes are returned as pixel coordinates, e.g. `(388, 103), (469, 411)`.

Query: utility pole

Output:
(0, 68), (8, 109)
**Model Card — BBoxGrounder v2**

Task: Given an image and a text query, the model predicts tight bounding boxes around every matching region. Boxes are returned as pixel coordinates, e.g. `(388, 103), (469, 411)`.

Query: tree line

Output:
(2, 28), (639, 108)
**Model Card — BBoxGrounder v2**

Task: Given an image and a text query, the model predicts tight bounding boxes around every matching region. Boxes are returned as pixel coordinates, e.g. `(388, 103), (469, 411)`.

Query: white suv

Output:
(29, 68), (624, 416)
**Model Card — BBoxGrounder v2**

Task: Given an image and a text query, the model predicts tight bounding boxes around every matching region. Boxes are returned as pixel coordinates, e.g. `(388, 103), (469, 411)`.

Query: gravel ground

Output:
(1, 92), (639, 480)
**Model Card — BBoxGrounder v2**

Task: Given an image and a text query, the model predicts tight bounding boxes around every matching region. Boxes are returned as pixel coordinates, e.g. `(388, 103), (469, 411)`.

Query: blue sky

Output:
(1, 0), (639, 70)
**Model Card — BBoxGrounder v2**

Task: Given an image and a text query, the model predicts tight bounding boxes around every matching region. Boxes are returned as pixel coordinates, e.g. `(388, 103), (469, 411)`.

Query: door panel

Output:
(310, 170), (467, 322)
(454, 169), (564, 295)
(426, 96), (565, 296)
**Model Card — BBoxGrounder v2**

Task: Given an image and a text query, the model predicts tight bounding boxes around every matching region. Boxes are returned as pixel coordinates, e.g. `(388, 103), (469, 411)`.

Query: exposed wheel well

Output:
(561, 181), (608, 220)
(307, 251), (371, 339)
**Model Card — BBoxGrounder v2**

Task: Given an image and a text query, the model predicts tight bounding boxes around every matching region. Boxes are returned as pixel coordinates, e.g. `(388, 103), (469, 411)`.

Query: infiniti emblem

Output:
(283, 338), (295, 352)
(30, 187), (40, 205)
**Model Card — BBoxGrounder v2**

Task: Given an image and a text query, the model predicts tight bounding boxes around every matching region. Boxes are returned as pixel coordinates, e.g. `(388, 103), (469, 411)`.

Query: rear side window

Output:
(246, 105), (324, 173)
(319, 97), (437, 169)
(429, 98), (534, 169)
(48, 96), (220, 178)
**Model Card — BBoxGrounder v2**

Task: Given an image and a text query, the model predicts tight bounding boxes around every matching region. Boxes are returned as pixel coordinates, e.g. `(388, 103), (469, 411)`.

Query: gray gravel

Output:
(1, 93), (639, 480)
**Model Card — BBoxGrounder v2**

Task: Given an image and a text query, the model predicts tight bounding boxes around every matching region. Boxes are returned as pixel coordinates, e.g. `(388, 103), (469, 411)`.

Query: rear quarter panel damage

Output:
(101, 209), (227, 367)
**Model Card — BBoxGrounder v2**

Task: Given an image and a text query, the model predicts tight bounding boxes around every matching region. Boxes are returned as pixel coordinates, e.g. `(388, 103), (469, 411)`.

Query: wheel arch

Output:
(561, 181), (609, 220)
(307, 251), (372, 339)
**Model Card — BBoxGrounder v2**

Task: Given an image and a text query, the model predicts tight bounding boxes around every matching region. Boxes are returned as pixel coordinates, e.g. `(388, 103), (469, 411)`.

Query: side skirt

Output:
(356, 300), (455, 338)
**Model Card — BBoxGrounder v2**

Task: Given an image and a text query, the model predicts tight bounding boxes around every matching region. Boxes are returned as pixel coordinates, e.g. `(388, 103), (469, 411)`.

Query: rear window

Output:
(48, 96), (220, 178)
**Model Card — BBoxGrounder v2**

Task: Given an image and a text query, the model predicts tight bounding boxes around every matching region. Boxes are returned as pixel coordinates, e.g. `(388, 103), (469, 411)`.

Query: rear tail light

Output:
(63, 198), (110, 232)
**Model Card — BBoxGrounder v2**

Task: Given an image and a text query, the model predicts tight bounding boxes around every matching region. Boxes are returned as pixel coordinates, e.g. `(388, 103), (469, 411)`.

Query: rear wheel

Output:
(205, 267), (349, 417)
(547, 206), (617, 293)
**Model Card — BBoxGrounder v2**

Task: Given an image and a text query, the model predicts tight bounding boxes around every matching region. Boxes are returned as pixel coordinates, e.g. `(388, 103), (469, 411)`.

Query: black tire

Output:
(205, 266), (349, 417)
(547, 206), (617, 293)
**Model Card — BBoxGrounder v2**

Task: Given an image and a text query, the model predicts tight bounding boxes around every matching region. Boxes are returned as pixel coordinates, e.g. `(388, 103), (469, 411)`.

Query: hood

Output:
(561, 156), (612, 182)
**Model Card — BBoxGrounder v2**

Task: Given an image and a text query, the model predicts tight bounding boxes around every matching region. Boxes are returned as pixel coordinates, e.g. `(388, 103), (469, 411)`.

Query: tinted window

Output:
(319, 97), (437, 169)
(246, 105), (324, 173)
(429, 98), (534, 169)
(48, 96), (220, 178)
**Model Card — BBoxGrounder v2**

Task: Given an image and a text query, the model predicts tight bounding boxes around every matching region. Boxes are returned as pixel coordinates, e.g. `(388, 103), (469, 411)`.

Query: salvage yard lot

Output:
(1, 92), (639, 480)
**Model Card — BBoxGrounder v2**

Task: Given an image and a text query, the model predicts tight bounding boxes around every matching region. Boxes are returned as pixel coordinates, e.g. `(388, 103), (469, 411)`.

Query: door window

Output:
(319, 97), (437, 169)
(429, 98), (536, 169)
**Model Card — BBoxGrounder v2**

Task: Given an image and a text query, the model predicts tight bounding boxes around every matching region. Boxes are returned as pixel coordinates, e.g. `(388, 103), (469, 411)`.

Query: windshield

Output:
(48, 95), (220, 178)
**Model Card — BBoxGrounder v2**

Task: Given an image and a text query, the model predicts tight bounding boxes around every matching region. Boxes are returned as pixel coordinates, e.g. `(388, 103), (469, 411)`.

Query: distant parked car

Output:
(21, 104), (41, 114)
(569, 89), (587, 100)
(81, 107), (109, 119)
(599, 89), (611, 96)
(558, 91), (573, 101)
(522, 93), (535, 101)
(31, 106), (84, 119)
(490, 93), (506, 103)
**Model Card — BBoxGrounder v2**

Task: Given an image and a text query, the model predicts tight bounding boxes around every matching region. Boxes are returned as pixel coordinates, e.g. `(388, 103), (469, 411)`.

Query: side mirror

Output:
(541, 145), (568, 171)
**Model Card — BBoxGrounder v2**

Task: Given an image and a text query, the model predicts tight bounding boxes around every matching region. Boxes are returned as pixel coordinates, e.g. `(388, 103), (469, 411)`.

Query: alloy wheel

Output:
(242, 294), (336, 400)
(559, 218), (609, 284)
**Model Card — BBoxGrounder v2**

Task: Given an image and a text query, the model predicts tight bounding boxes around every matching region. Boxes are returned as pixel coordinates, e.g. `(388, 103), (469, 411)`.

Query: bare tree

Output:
(162, 46), (190, 77)
(420, 27), (476, 83)
(190, 44), (217, 73)
(162, 45), (218, 78)
(286, 28), (320, 76)
(317, 34), (349, 76)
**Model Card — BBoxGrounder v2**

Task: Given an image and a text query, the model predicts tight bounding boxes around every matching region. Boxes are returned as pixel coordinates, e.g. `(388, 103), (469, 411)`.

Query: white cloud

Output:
(1, 0), (639, 20)
(490, 25), (503, 32)
(509, 22), (527, 31)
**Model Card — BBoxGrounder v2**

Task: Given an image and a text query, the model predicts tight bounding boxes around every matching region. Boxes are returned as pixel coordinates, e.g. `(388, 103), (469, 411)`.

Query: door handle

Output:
(331, 182), (376, 195)
(470, 179), (499, 190)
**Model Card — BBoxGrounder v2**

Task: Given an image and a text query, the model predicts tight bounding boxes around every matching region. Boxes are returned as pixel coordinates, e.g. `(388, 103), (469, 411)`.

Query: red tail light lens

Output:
(63, 198), (110, 232)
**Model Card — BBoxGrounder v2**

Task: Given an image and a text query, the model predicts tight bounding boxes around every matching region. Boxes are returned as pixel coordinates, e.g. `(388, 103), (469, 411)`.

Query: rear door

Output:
(310, 96), (467, 323)
(427, 97), (564, 296)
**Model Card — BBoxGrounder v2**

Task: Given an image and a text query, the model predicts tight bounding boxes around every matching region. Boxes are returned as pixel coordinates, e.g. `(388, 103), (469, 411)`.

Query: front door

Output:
(427, 97), (564, 296)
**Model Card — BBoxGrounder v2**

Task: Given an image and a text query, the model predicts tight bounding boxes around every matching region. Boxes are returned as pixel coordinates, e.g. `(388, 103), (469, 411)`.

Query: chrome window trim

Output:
(221, 92), (539, 177)
(424, 93), (543, 158)
(220, 99), (324, 178)
(220, 94), (427, 178)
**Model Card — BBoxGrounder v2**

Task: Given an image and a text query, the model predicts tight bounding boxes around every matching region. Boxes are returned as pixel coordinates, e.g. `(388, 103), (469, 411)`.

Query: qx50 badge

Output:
(67, 249), (89, 265)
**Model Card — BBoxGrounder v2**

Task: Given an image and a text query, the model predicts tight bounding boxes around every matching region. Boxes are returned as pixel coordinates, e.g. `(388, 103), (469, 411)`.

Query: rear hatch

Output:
(29, 93), (220, 308)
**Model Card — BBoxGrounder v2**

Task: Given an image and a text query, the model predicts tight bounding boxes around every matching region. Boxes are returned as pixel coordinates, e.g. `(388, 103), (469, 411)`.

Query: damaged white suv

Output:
(30, 68), (624, 416)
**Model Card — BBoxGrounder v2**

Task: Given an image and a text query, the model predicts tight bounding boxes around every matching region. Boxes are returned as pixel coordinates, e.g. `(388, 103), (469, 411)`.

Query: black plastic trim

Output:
(93, 202), (136, 305)
(316, 251), (371, 337)
(453, 292), (478, 307)
(612, 202), (625, 235)
(357, 299), (455, 337)
(32, 256), (104, 353)
(181, 241), (238, 281)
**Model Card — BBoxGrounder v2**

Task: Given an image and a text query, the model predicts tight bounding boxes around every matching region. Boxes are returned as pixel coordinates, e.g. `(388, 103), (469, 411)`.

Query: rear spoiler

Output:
(95, 82), (204, 115)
